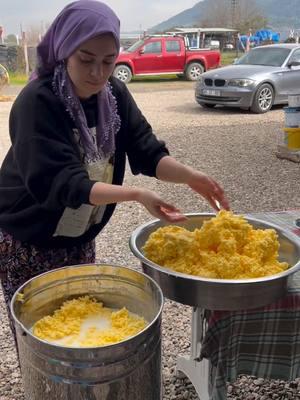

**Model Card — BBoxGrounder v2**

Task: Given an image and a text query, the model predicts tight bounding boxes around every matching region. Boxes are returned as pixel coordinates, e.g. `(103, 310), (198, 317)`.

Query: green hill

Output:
(258, 0), (300, 28)
(150, 0), (300, 33)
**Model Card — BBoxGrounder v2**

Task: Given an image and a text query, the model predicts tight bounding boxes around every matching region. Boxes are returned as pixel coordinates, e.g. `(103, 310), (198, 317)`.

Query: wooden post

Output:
(0, 26), (3, 44)
(22, 31), (30, 76)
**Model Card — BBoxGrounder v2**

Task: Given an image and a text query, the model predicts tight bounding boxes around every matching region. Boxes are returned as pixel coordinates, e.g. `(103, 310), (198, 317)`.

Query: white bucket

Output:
(284, 107), (300, 128)
(288, 95), (300, 108)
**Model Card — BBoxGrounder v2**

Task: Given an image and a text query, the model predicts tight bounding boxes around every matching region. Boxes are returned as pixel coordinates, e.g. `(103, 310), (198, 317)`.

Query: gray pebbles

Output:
(1, 81), (300, 399)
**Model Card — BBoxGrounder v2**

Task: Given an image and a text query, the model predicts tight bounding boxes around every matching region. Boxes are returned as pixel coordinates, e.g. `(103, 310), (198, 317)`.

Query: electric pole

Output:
(231, 0), (238, 29)
(230, 0), (240, 56)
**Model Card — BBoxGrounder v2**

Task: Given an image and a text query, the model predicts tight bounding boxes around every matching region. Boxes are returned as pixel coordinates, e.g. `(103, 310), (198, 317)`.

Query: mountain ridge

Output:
(150, 0), (300, 33)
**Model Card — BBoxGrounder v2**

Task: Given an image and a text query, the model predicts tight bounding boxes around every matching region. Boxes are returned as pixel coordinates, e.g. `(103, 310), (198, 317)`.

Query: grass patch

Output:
(132, 74), (179, 83)
(8, 72), (28, 85)
(221, 51), (242, 66)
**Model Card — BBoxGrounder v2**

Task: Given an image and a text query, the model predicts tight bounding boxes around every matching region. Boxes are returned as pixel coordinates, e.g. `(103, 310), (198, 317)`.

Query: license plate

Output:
(202, 89), (221, 96)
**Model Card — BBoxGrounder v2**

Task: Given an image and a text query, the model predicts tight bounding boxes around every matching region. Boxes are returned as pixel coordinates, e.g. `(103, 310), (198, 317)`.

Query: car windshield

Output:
(126, 40), (145, 53)
(236, 47), (291, 67)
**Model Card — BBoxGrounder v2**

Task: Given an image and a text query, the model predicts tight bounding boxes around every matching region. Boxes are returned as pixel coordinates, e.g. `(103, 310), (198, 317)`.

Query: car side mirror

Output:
(139, 48), (145, 55)
(288, 61), (300, 68)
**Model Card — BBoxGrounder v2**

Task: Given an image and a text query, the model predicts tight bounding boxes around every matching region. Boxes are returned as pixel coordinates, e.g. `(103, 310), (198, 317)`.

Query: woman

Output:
(0, 1), (229, 318)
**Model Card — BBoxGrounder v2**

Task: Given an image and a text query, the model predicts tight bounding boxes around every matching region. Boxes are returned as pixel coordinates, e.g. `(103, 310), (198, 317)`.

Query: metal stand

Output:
(176, 307), (211, 400)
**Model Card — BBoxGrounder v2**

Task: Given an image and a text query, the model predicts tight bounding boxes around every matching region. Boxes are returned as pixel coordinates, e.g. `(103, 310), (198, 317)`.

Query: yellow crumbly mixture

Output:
(33, 296), (147, 347)
(143, 210), (289, 279)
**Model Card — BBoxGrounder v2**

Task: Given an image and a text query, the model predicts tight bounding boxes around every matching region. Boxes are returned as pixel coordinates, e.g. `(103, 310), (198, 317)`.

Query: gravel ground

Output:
(1, 81), (300, 399)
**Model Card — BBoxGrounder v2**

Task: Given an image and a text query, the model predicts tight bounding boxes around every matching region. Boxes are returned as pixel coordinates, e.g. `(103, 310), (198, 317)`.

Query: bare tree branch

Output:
(200, 0), (267, 33)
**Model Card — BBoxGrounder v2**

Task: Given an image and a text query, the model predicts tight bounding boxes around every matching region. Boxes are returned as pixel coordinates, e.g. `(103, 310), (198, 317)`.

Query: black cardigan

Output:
(0, 76), (169, 247)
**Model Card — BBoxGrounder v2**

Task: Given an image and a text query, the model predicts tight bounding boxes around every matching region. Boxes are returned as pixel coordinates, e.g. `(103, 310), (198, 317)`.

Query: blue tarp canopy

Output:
(239, 30), (280, 47)
(255, 30), (280, 43)
(239, 35), (260, 45)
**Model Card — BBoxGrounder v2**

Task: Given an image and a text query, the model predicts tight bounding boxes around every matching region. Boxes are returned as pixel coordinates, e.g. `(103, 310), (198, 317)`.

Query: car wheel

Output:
(113, 65), (132, 83)
(185, 63), (204, 81)
(199, 102), (216, 108)
(250, 83), (274, 113)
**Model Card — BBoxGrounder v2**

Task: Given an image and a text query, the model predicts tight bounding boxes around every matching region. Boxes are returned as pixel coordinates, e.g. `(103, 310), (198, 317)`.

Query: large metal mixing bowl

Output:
(130, 213), (300, 310)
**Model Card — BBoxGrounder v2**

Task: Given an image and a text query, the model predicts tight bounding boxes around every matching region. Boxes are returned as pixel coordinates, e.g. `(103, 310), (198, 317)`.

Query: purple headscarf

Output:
(34, 0), (121, 162)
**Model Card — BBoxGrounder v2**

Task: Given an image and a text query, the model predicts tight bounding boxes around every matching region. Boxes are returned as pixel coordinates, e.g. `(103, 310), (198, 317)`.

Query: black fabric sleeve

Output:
(112, 78), (169, 177)
(9, 86), (96, 211)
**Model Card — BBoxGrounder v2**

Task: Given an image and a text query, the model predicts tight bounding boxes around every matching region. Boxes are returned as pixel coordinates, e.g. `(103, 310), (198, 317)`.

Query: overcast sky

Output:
(0, 0), (199, 35)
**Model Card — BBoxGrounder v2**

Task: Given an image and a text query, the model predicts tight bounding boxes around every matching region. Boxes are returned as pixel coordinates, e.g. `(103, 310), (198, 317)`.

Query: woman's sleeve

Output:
(120, 84), (169, 177)
(9, 88), (95, 211)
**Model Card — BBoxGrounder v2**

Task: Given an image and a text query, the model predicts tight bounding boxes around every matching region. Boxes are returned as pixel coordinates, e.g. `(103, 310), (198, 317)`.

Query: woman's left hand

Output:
(187, 170), (230, 212)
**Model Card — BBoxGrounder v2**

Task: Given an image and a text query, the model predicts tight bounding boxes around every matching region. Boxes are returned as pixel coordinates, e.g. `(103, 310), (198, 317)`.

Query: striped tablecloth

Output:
(200, 211), (300, 400)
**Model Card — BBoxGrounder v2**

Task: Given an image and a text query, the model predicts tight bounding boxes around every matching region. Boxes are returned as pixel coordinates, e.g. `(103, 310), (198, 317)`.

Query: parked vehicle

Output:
(113, 35), (221, 83)
(195, 44), (300, 113)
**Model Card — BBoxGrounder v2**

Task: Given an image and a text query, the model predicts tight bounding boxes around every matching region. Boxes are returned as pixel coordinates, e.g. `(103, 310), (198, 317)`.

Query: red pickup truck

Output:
(113, 36), (221, 83)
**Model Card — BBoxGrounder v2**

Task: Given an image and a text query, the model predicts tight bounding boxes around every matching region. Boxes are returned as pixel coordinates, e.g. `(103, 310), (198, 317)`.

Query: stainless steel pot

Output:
(129, 213), (300, 310)
(11, 264), (163, 400)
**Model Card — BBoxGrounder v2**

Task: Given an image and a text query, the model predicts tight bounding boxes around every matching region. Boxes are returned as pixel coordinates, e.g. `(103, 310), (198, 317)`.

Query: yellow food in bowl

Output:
(33, 296), (147, 347)
(143, 211), (289, 279)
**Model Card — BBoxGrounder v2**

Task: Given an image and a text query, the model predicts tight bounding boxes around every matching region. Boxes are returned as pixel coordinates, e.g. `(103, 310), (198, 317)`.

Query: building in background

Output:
(166, 27), (239, 51)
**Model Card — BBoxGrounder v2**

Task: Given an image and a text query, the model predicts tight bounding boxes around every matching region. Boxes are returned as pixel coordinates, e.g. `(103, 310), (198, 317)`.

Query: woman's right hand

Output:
(136, 189), (187, 223)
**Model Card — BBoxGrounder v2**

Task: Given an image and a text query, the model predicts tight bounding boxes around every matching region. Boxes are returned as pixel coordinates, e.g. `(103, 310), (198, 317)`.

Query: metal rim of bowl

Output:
(129, 212), (300, 285)
(11, 263), (164, 350)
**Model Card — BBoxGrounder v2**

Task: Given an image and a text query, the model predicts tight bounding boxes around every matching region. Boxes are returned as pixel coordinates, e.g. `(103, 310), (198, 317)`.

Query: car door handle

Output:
(157, 55), (163, 58)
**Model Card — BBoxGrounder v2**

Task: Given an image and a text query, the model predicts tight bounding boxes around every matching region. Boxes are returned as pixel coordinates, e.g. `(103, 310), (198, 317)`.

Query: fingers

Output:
(202, 188), (230, 212)
(159, 202), (181, 213)
(159, 203), (187, 222)
(212, 193), (230, 211)
(212, 196), (230, 212)
(219, 196), (230, 211)
(209, 178), (225, 200)
(202, 193), (220, 212)
(158, 208), (188, 223)
(150, 200), (186, 222)
(204, 178), (230, 211)
(210, 178), (224, 194)
(142, 194), (187, 223)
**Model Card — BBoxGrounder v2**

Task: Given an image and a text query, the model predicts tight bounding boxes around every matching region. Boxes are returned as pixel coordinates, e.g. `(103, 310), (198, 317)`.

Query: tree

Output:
(25, 24), (42, 46)
(201, 0), (231, 28)
(201, 0), (268, 34)
(4, 34), (18, 45)
(21, 22), (50, 46)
